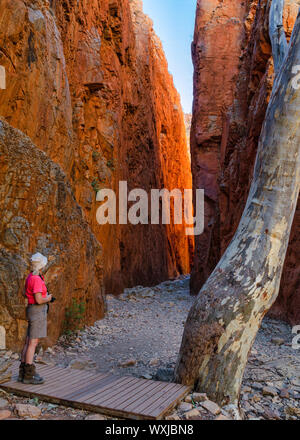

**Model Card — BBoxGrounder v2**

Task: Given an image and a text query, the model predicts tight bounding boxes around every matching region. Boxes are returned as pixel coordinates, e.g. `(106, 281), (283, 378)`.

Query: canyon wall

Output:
(190, 0), (300, 325)
(0, 0), (192, 348)
(0, 119), (105, 349)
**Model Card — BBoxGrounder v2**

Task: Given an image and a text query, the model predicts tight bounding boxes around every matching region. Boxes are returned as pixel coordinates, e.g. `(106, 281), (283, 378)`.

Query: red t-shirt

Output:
(25, 273), (47, 305)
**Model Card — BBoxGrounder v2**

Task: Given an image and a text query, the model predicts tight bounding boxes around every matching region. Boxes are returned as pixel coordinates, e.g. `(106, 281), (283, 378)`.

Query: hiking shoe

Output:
(23, 363), (45, 385)
(18, 362), (25, 382)
(18, 362), (43, 383)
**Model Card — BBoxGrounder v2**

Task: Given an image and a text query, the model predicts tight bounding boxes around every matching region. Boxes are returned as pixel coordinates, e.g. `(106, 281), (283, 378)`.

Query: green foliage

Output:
(63, 298), (86, 335)
(91, 179), (100, 193)
(106, 159), (115, 170)
(29, 397), (39, 406)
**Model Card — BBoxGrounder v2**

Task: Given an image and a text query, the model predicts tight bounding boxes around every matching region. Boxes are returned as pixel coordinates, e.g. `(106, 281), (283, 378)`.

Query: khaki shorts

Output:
(26, 304), (48, 339)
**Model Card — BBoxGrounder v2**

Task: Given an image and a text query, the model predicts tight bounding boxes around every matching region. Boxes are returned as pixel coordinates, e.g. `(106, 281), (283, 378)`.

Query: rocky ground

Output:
(0, 275), (299, 420)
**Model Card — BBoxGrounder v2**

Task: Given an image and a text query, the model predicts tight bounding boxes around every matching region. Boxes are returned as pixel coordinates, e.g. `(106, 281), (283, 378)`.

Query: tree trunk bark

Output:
(269, 0), (288, 74)
(174, 7), (300, 409)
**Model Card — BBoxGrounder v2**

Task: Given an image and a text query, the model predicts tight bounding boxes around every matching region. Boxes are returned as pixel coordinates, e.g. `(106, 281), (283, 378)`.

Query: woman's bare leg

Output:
(25, 338), (39, 364)
(21, 337), (29, 363)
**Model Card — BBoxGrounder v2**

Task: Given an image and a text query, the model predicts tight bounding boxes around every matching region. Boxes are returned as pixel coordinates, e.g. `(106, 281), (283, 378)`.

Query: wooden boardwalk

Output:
(0, 362), (191, 420)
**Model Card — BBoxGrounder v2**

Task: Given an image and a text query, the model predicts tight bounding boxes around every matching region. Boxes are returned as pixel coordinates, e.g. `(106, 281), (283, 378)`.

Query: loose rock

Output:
(192, 393), (208, 403)
(0, 398), (8, 409)
(178, 402), (193, 412)
(165, 413), (180, 421)
(119, 359), (137, 368)
(262, 386), (278, 397)
(85, 414), (106, 420)
(285, 406), (300, 417)
(15, 404), (41, 418)
(279, 388), (290, 399)
(0, 410), (11, 420)
(271, 338), (285, 346)
(155, 368), (174, 382)
(200, 400), (221, 415)
(215, 414), (231, 421)
(185, 408), (201, 419)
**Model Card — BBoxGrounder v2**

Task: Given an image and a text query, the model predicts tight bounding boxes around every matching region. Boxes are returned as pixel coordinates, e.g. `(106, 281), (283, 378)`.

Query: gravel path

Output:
(47, 275), (300, 420)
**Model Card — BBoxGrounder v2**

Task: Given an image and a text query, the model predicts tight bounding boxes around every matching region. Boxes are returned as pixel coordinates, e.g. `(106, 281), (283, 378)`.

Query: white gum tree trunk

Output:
(174, 3), (300, 409)
(269, 0), (288, 74)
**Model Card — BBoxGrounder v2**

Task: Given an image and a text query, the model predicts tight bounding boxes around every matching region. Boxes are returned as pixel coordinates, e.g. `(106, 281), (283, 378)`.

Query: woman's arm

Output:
(34, 292), (52, 305)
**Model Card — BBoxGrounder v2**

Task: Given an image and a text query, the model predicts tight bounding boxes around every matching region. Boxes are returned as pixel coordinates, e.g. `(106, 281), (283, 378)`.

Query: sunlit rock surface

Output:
(0, 119), (105, 350)
(0, 0), (192, 306)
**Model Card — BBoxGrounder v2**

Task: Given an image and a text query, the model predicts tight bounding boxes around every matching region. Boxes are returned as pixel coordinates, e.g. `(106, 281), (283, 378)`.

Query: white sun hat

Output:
(31, 253), (48, 271)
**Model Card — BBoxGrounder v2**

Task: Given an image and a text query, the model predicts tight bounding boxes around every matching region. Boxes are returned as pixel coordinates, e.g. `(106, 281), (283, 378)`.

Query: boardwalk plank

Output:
(142, 385), (190, 417)
(61, 374), (115, 400)
(0, 364), (190, 420)
(124, 382), (175, 414)
(88, 377), (148, 406)
(66, 374), (122, 399)
(115, 380), (167, 411)
(6, 369), (93, 397)
(82, 376), (137, 404)
(20, 369), (92, 394)
(39, 372), (108, 398)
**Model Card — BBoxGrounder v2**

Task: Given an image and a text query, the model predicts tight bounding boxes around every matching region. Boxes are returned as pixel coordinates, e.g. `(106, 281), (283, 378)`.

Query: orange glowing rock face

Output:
(0, 0), (193, 348)
(190, 0), (299, 325)
(0, 118), (105, 350)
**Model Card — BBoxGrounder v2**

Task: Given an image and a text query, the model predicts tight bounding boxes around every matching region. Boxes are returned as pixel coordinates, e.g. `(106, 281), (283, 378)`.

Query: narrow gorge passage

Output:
(0, 0), (299, 423)
(0, 0), (194, 350)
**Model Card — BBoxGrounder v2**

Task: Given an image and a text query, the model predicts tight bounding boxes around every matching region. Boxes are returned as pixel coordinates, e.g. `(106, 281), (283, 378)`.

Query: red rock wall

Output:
(0, 118), (105, 349)
(0, 0), (192, 302)
(190, 0), (300, 325)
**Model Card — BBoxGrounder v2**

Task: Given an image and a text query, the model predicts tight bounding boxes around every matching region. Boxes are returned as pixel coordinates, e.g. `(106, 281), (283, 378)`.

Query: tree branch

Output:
(269, 0), (288, 74)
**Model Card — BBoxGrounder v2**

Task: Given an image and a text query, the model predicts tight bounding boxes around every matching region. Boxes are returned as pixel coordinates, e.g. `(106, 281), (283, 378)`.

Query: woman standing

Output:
(19, 253), (52, 384)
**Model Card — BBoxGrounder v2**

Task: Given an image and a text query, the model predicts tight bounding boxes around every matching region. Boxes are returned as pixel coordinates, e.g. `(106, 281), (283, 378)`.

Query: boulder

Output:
(15, 404), (41, 419)
(200, 400), (221, 415)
